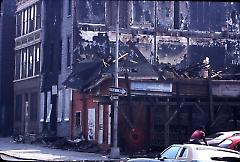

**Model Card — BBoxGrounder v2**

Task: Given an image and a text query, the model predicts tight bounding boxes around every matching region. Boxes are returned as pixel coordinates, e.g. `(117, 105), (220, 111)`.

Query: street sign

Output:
(119, 67), (138, 73)
(109, 87), (127, 96)
(110, 95), (119, 100)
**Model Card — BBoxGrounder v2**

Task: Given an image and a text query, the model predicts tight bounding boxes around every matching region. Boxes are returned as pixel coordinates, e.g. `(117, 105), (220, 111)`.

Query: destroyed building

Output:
(12, 0), (240, 153)
(66, 1), (240, 152)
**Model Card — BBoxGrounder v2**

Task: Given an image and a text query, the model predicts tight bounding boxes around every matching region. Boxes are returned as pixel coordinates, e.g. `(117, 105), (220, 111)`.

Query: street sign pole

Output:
(110, 0), (120, 159)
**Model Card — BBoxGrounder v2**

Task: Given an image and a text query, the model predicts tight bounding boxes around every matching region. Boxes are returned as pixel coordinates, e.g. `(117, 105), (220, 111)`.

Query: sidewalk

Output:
(0, 137), (128, 161)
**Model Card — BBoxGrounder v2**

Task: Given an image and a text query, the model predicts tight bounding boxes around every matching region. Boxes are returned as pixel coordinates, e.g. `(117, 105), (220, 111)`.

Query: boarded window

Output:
(75, 111), (81, 127)
(30, 92), (38, 121)
(64, 89), (71, 121)
(57, 90), (63, 122)
(40, 92), (44, 122)
(46, 91), (51, 122)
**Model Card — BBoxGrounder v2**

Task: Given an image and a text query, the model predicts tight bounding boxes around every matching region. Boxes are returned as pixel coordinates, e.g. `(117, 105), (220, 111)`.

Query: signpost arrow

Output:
(109, 87), (127, 96)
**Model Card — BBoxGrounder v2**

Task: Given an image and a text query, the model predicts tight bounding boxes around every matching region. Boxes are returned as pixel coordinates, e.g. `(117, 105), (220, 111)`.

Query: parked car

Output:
(218, 135), (240, 152)
(202, 131), (240, 146)
(127, 144), (240, 162)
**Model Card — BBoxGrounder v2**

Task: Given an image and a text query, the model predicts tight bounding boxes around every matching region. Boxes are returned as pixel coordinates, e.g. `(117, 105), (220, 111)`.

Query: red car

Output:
(201, 131), (240, 146)
(218, 135), (240, 151)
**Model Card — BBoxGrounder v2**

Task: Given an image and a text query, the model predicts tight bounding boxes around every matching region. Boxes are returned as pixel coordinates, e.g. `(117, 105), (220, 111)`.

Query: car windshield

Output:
(206, 133), (223, 139)
(218, 139), (233, 148)
(160, 145), (181, 159)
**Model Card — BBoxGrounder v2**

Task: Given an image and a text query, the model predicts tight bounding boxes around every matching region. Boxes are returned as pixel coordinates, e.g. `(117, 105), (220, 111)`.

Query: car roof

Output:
(207, 131), (240, 139)
(226, 135), (240, 141)
(172, 143), (240, 153)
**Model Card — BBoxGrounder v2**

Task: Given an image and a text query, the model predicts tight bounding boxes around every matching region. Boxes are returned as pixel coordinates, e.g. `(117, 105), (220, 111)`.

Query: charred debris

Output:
(64, 34), (240, 92)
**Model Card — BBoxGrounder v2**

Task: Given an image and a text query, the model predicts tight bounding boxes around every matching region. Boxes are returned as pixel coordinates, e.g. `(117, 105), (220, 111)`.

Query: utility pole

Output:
(154, 1), (157, 64)
(110, 0), (120, 159)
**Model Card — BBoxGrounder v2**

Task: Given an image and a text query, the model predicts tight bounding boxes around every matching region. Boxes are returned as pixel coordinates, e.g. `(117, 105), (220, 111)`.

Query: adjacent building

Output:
(14, 0), (43, 135)
(13, 0), (71, 138)
(0, 0), (15, 136)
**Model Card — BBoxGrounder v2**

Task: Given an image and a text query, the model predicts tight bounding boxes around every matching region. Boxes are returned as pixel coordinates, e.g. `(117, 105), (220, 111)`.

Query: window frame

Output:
(68, 0), (72, 16)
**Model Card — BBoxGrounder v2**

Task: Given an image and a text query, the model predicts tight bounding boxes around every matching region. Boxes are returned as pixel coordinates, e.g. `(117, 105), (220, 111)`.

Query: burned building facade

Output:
(0, 0), (15, 136)
(66, 1), (240, 152)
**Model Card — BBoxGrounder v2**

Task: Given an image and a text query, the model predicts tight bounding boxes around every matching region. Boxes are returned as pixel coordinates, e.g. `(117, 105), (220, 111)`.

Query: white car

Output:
(128, 144), (240, 162)
(204, 131), (240, 146)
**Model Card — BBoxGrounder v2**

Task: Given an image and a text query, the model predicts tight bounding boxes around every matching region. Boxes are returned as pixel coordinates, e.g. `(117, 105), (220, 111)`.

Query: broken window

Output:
(189, 2), (226, 31)
(174, 1), (180, 29)
(67, 36), (71, 67)
(34, 44), (40, 75)
(78, 0), (105, 24)
(21, 48), (27, 78)
(157, 38), (187, 66)
(29, 5), (35, 33)
(16, 12), (22, 36)
(75, 111), (81, 128)
(68, 0), (72, 16)
(132, 1), (155, 27)
(15, 50), (21, 80)
(16, 44), (40, 80)
(157, 1), (174, 29)
(28, 46), (34, 77)
(24, 9), (28, 34)
(36, 2), (41, 29)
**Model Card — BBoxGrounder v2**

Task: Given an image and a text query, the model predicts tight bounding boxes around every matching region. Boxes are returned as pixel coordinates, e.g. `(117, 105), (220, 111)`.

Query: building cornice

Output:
(16, 0), (39, 12)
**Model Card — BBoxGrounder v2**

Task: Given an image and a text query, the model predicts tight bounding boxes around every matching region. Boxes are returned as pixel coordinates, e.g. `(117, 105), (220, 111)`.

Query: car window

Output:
(218, 139), (232, 148)
(179, 147), (188, 158)
(206, 133), (223, 139)
(161, 146), (181, 159)
(232, 133), (240, 137)
(235, 143), (240, 151)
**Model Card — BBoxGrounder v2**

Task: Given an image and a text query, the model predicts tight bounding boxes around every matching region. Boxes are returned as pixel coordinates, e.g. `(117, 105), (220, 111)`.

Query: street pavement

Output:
(0, 137), (128, 161)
